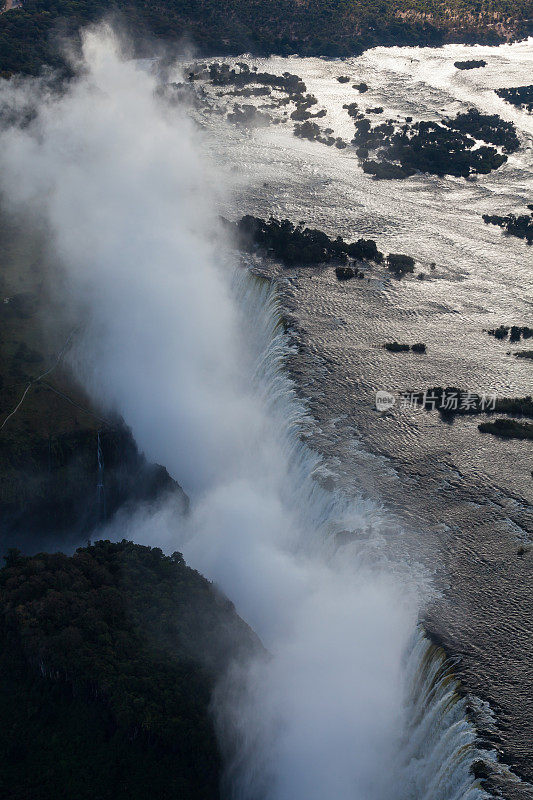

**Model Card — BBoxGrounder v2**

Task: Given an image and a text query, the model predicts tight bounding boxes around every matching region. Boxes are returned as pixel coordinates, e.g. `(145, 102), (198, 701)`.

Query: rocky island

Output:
(454, 59), (487, 69)
(352, 109), (519, 179)
(495, 85), (533, 112)
(483, 205), (533, 243)
(227, 215), (385, 266)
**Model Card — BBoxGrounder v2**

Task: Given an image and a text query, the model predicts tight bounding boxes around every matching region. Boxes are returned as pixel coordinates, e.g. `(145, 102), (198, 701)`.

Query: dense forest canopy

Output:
(0, 0), (532, 75)
(0, 540), (260, 800)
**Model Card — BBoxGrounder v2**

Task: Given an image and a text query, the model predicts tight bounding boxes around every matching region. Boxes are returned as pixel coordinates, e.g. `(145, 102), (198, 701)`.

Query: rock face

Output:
(0, 425), (188, 555)
(0, 540), (262, 800)
(0, 212), (187, 557)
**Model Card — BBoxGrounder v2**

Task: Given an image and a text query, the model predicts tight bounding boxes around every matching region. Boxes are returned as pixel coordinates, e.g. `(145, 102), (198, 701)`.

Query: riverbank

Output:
(0, 0), (531, 76)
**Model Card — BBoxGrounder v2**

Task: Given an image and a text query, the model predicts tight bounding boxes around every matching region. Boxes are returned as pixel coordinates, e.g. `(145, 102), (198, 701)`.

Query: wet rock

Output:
(470, 759), (491, 780)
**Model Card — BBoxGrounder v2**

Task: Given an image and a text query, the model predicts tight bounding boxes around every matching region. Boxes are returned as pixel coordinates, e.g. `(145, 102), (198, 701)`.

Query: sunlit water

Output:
(177, 40), (533, 797)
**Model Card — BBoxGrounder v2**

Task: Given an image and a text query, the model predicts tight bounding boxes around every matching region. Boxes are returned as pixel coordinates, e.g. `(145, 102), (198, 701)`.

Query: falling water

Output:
(0, 27), (494, 799)
(96, 430), (106, 525)
(206, 267), (491, 800)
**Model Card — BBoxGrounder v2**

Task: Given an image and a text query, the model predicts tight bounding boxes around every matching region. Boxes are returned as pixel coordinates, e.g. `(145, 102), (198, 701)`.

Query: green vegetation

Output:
(387, 253), (415, 276)
(384, 342), (410, 351)
(495, 85), (533, 112)
(0, 0), (531, 77)
(483, 206), (533, 243)
(353, 110), (517, 180)
(384, 341), (426, 352)
(294, 119), (346, 147)
(478, 419), (533, 439)
(445, 110), (519, 153)
(485, 324), (533, 341)
(454, 59), (487, 69)
(0, 540), (260, 800)
(411, 387), (533, 417)
(228, 215), (384, 266)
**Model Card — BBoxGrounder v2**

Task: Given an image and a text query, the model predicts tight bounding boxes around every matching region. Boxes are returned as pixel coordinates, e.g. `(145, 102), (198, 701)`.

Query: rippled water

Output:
(179, 40), (533, 797)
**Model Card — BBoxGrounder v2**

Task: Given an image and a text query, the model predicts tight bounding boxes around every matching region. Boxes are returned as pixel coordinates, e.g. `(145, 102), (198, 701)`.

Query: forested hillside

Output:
(0, 541), (261, 800)
(0, 0), (531, 76)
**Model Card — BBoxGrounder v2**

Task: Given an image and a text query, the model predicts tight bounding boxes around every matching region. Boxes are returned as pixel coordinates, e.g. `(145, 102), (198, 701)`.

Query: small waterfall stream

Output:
(96, 430), (107, 525)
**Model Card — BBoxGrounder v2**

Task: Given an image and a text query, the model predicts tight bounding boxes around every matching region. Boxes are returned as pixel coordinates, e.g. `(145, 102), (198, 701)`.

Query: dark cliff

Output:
(0, 540), (261, 800)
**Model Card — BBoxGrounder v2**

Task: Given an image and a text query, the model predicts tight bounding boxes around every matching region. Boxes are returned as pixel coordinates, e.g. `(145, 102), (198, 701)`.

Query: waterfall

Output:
(96, 430), (107, 525)
(204, 265), (491, 800)
(0, 27), (493, 798)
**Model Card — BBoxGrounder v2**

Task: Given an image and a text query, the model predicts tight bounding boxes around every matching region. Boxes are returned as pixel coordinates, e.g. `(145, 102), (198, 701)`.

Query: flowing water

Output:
(0, 30), (531, 800)
(177, 40), (533, 798)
